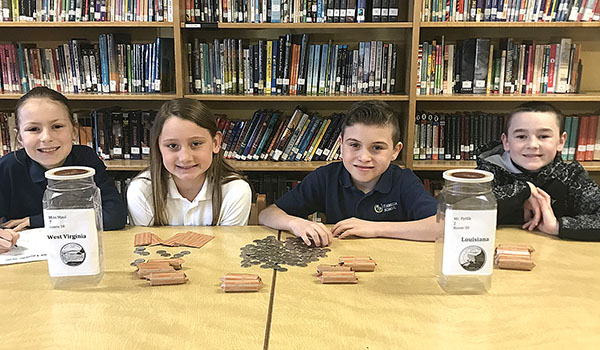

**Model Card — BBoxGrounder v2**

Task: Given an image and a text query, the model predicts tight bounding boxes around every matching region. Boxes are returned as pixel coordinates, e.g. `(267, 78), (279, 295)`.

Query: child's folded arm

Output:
(558, 172), (600, 242)
(259, 204), (332, 246)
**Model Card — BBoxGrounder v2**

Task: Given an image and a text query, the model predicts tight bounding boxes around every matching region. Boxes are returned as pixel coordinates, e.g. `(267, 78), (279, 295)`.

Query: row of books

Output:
(0, 0), (173, 22)
(247, 174), (298, 205)
(413, 111), (507, 160)
(185, 0), (400, 23)
(0, 112), (17, 157)
(422, 0), (600, 22)
(188, 36), (397, 96)
(416, 37), (582, 95)
(91, 108), (156, 160)
(0, 36), (175, 94)
(563, 114), (600, 161)
(217, 107), (345, 161)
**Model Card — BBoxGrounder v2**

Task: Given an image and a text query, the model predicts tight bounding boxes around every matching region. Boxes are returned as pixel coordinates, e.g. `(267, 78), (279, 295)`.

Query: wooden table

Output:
(2, 226), (278, 349)
(2, 226), (599, 349)
(269, 228), (600, 350)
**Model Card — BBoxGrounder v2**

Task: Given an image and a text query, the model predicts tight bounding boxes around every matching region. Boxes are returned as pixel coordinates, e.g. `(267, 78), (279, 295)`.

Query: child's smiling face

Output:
(17, 98), (76, 170)
(502, 111), (567, 172)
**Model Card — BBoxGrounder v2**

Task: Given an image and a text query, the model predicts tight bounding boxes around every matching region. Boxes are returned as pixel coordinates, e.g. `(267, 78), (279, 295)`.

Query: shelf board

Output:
(0, 21), (173, 27)
(105, 159), (405, 171)
(185, 94), (409, 101)
(104, 159), (340, 171)
(420, 22), (600, 28)
(412, 160), (477, 171)
(183, 22), (413, 29)
(0, 92), (178, 100)
(412, 160), (600, 172)
(416, 93), (600, 102)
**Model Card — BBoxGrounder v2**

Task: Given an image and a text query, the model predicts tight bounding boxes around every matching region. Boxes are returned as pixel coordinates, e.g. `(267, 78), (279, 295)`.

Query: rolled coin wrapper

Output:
(146, 272), (188, 286)
(316, 264), (352, 276)
(338, 256), (377, 272)
(134, 232), (163, 246)
(318, 271), (358, 284)
(146, 258), (184, 270)
(221, 274), (263, 292)
(494, 244), (535, 271)
(135, 262), (176, 278)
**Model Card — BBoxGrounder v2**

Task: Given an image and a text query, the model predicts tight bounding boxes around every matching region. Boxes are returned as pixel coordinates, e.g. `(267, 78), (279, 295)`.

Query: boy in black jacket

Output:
(477, 102), (600, 241)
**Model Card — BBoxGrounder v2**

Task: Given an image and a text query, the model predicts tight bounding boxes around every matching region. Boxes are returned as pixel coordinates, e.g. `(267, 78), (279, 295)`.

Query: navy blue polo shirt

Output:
(0, 145), (127, 230)
(275, 162), (437, 223)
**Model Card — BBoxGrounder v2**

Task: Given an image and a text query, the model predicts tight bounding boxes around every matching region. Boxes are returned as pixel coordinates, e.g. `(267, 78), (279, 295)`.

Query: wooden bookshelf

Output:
(3, 0), (600, 176)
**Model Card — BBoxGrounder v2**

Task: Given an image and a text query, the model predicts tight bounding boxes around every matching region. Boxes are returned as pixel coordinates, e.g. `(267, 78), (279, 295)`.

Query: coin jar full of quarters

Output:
(43, 166), (104, 289)
(434, 169), (497, 294)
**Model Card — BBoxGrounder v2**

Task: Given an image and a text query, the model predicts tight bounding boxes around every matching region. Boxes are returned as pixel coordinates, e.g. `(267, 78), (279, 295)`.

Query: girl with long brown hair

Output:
(127, 98), (251, 226)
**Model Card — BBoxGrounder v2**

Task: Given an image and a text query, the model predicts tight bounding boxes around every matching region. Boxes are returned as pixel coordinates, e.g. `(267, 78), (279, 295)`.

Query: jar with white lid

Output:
(43, 166), (104, 289)
(435, 169), (497, 294)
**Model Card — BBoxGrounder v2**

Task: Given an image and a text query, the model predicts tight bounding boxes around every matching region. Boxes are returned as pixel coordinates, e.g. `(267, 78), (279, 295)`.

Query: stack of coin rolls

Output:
(338, 256), (377, 272)
(221, 274), (263, 292)
(495, 244), (535, 271)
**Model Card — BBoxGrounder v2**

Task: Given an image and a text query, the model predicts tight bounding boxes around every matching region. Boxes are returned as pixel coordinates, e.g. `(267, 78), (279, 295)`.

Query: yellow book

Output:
(486, 44), (494, 94)
(266, 41), (272, 95)
(307, 119), (331, 161)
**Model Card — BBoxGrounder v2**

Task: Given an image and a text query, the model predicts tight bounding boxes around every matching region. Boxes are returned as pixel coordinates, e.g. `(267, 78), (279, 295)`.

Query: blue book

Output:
(290, 116), (316, 160)
(98, 34), (110, 93)
(254, 112), (281, 160)
(243, 112), (269, 159)
(272, 0), (281, 22)
(306, 45), (315, 96)
(16, 44), (28, 92)
(311, 45), (321, 95)
(318, 43), (329, 95)
(271, 40), (278, 94)
(296, 118), (322, 160)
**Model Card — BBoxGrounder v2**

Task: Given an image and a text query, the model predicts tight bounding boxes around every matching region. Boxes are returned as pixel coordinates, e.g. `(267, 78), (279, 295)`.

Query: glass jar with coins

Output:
(43, 166), (104, 289)
(435, 169), (497, 294)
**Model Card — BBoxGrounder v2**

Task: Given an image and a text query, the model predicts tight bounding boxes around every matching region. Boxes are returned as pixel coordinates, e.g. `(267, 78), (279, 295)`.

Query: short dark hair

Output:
(505, 102), (565, 134)
(342, 100), (401, 144)
(14, 86), (74, 131)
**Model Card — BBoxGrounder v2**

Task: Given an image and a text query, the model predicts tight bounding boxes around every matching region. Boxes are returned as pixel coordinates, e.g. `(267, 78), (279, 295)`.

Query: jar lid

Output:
(45, 166), (96, 180)
(442, 169), (494, 183)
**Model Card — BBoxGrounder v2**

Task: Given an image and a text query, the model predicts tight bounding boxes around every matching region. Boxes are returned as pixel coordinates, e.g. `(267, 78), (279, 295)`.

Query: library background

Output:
(1, 0), (600, 218)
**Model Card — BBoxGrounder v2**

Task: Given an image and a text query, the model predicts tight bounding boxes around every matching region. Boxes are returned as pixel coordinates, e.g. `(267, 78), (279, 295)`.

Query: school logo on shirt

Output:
(374, 202), (398, 214)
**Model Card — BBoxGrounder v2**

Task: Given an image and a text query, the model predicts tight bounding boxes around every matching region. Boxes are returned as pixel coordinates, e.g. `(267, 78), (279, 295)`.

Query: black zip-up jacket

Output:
(476, 141), (600, 241)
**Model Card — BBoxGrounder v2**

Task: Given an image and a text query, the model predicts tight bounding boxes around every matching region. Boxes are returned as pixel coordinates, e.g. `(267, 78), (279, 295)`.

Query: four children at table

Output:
(1, 87), (598, 254)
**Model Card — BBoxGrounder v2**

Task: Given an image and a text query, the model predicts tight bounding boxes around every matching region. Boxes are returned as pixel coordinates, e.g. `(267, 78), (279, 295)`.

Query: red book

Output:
(575, 116), (590, 161)
(547, 44), (557, 93)
(526, 42), (535, 94)
(585, 115), (598, 161)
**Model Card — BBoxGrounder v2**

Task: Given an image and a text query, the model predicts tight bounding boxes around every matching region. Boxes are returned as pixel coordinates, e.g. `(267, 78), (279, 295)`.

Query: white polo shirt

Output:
(127, 171), (252, 226)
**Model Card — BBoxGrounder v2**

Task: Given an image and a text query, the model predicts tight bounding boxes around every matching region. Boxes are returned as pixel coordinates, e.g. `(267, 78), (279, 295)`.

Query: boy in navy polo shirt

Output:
(259, 101), (438, 246)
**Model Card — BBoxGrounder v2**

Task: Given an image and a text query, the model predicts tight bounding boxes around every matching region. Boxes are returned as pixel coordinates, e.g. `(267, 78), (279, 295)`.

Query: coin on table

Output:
(180, 251), (191, 255)
(140, 251), (150, 256)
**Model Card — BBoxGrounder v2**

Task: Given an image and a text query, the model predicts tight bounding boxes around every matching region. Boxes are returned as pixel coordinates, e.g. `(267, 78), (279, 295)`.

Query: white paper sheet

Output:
(0, 228), (47, 265)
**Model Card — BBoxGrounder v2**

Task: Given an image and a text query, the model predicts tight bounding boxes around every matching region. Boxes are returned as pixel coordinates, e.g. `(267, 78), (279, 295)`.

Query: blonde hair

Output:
(145, 98), (248, 226)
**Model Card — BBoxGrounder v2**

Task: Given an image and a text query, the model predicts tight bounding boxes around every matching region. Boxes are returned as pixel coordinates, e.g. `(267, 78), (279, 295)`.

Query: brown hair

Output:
(15, 86), (75, 134)
(505, 102), (565, 134)
(341, 100), (401, 144)
(146, 98), (247, 226)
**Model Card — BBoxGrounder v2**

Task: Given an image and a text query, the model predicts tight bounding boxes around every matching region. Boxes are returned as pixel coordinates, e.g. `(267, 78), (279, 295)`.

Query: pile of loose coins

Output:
(239, 236), (331, 272)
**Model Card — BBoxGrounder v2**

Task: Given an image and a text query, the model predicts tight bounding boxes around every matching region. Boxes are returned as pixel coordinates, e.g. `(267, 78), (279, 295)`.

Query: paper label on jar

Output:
(442, 209), (496, 276)
(44, 209), (100, 277)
